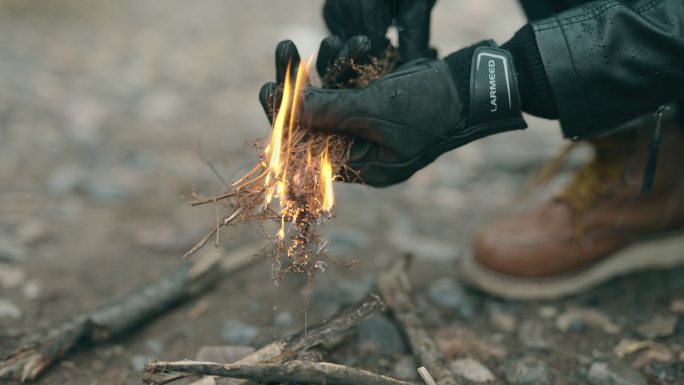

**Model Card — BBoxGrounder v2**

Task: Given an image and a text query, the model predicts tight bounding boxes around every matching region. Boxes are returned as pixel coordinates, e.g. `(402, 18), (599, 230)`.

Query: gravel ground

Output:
(0, 1), (682, 384)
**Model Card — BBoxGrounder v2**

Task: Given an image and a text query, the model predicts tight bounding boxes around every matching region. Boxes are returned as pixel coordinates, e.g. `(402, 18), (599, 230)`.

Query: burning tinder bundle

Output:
(189, 47), (397, 283)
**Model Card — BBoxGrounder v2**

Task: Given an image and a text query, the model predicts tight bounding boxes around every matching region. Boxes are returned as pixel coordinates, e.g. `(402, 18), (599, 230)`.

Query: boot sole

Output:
(458, 231), (684, 300)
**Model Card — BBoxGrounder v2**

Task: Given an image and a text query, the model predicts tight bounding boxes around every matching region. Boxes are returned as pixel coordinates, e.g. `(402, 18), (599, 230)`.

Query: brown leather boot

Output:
(459, 109), (684, 299)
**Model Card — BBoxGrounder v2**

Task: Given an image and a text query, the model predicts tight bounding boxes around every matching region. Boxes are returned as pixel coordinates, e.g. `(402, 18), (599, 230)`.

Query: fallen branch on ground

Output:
(162, 293), (385, 385)
(378, 256), (460, 385)
(0, 242), (261, 382)
(145, 360), (415, 385)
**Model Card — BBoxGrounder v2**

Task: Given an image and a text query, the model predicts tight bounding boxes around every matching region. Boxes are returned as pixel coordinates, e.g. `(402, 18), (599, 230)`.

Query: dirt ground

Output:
(0, 1), (682, 384)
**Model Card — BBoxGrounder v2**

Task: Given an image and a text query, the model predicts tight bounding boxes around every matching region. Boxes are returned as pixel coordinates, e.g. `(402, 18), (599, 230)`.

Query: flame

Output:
(320, 144), (334, 212)
(263, 55), (335, 240)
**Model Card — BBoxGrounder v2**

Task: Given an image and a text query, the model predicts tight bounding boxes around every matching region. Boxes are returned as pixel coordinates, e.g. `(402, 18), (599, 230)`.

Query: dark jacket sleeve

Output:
(531, 0), (684, 138)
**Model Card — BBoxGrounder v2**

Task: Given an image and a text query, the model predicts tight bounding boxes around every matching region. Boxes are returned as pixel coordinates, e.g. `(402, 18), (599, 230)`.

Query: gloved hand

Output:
(260, 40), (527, 187)
(317, 0), (437, 79)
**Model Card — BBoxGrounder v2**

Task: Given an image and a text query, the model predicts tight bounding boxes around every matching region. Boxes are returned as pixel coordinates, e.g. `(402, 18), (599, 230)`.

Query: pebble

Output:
(0, 298), (21, 320)
(273, 311), (295, 327)
(426, 277), (476, 318)
(145, 338), (163, 354)
(22, 279), (41, 299)
(47, 165), (87, 195)
(489, 311), (517, 333)
(504, 357), (553, 385)
(635, 315), (677, 338)
(614, 338), (654, 358)
(393, 356), (417, 381)
(130, 354), (149, 371)
(631, 344), (673, 368)
(538, 305), (558, 319)
(310, 276), (374, 319)
(195, 345), (255, 363)
(670, 298), (684, 314)
(450, 358), (495, 383)
(15, 219), (48, 245)
(0, 264), (26, 289)
(220, 320), (258, 345)
(358, 314), (405, 358)
(436, 327), (507, 359)
(518, 320), (551, 350)
(587, 359), (646, 385)
(80, 172), (141, 205)
(556, 308), (621, 334)
(0, 235), (25, 263)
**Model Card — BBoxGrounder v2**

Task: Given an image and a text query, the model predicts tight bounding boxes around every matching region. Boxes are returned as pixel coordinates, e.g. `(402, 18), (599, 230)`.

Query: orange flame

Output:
(320, 144), (334, 212)
(264, 56), (335, 240)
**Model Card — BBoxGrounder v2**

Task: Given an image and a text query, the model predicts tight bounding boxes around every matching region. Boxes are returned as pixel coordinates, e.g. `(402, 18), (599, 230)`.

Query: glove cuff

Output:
(445, 40), (526, 132)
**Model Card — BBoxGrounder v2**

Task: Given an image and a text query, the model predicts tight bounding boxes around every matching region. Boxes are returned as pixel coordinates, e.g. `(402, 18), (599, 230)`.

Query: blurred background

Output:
(1, 1), (681, 384)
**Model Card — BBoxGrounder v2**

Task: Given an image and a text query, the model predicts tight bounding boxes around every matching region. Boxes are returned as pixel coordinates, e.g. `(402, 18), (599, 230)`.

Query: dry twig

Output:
(177, 293), (384, 385)
(378, 256), (460, 385)
(144, 360), (415, 385)
(0, 243), (261, 382)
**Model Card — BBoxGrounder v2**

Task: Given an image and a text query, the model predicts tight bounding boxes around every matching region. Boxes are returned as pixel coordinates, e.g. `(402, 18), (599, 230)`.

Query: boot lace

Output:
(524, 132), (635, 241)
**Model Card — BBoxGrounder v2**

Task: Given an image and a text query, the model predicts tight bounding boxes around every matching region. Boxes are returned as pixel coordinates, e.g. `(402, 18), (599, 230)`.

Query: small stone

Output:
(79, 170), (141, 205)
(538, 306), (558, 319)
(22, 279), (41, 299)
(195, 345), (255, 363)
(631, 344), (673, 368)
(436, 327), (507, 359)
(15, 220), (48, 245)
(678, 350), (684, 362)
(0, 299), (21, 320)
(587, 360), (646, 385)
(311, 276), (374, 319)
(518, 320), (551, 350)
(426, 277), (476, 318)
(273, 311), (295, 327)
(614, 338), (653, 358)
(393, 356), (417, 381)
(145, 338), (163, 354)
(635, 315), (677, 338)
(220, 320), (258, 345)
(47, 165), (87, 195)
(0, 235), (25, 263)
(450, 358), (495, 383)
(0, 264), (26, 289)
(504, 357), (552, 385)
(358, 314), (405, 357)
(556, 308), (621, 334)
(130, 354), (149, 371)
(670, 298), (684, 314)
(489, 311), (517, 333)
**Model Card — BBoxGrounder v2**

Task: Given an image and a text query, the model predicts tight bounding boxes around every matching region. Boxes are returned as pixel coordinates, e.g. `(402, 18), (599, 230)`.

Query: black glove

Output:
(260, 40), (527, 187)
(303, 41), (527, 186)
(318, 0), (437, 78)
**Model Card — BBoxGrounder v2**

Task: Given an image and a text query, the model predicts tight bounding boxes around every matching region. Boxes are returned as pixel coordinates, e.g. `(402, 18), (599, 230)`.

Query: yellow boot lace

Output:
(525, 132), (635, 241)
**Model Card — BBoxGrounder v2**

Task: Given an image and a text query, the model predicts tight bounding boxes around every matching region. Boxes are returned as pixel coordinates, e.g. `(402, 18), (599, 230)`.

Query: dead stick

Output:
(144, 360), (415, 385)
(185, 293), (384, 385)
(0, 242), (262, 382)
(190, 191), (237, 206)
(377, 256), (459, 385)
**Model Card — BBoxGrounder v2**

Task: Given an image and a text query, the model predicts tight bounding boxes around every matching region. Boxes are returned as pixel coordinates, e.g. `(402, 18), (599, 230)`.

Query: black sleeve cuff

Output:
(444, 41), (492, 119)
(501, 24), (558, 119)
